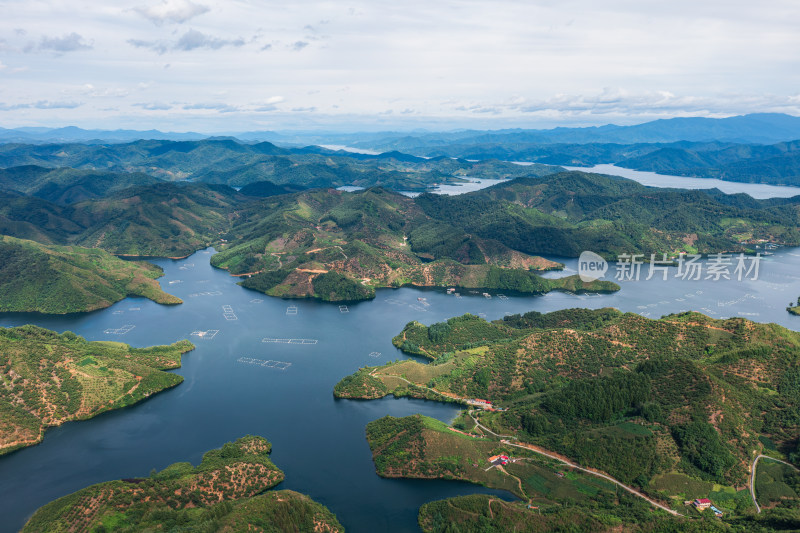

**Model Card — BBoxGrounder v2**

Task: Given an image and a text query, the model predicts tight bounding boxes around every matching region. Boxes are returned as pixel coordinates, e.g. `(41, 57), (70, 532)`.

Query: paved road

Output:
(750, 454), (800, 513)
(502, 439), (682, 517)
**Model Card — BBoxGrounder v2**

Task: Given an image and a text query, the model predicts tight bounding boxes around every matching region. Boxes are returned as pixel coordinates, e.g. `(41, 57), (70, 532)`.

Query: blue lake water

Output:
(344, 162), (800, 199)
(564, 164), (800, 199)
(1, 247), (800, 532)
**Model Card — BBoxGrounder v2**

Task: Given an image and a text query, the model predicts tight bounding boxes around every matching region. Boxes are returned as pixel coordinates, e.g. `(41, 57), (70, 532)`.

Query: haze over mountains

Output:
(5, 114), (800, 187)
(4, 113), (800, 146)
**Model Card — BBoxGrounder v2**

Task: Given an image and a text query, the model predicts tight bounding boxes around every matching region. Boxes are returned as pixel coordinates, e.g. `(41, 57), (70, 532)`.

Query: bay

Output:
(0, 246), (799, 532)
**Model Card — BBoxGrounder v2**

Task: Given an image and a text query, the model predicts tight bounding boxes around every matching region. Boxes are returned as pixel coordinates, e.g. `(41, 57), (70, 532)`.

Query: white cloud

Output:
(0, 0), (798, 130)
(37, 32), (92, 52)
(134, 0), (209, 25)
(252, 96), (284, 112)
(134, 102), (173, 110)
(0, 100), (82, 111)
(128, 29), (245, 54)
(182, 102), (239, 113)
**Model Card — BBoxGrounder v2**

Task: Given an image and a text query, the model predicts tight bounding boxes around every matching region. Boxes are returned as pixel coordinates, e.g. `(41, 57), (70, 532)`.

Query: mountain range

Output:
(3, 113), (800, 146)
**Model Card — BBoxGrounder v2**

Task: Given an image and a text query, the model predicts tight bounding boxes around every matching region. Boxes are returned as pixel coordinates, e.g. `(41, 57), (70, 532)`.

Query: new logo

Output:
(578, 251), (607, 282)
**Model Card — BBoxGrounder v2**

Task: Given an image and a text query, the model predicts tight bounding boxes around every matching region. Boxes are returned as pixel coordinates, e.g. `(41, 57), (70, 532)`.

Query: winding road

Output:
(501, 439), (682, 517)
(370, 374), (683, 517)
(750, 454), (800, 513)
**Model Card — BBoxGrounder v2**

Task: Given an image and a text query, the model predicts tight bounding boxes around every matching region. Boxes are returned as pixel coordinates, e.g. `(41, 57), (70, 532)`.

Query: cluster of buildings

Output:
(488, 454), (510, 466)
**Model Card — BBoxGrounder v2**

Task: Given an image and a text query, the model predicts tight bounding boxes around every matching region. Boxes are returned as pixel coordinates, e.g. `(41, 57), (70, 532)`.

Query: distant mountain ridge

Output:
(3, 113), (800, 146)
(0, 126), (210, 144)
(346, 114), (800, 153)
(0, 138), (560, 191)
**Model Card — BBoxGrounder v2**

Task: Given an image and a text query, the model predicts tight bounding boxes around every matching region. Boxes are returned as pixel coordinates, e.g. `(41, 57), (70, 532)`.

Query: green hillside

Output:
(415, 171), (800, 258)
(69, 183), (240, 257)
(369, 415), (730, 532)
(619, 140), (800, 187)
(0, 165), (161, 204)
(417, 493), (709, 533)
(238, 179), (306, 197)
(211, 187), (615, 301)
(22, 435), (343, 532)
(0, 183), (241, 257)
(0, 235), (181, 313)
(0, 326), (194, 455)
(2, 171), (797, 305)
(338, 309), (800, 516)
(0, 139), (562, 190)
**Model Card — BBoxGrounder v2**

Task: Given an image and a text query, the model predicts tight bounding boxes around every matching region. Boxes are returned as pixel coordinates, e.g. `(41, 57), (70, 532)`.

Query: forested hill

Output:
(1, 169), (798, 305)
(0, 182), (241, 257)
(210, 186), (611, 301)
(617, 140), (800, 186)
(0, 138), (561, 191)
(0, 165), (161, 204)
(0, 326), (194, 455)
(22, 435), (344, 532)
(336, 308), (800, 502)
(0, 235), (181, 313)
(209, 171), (800, 299)
(415, 171), (800, 257)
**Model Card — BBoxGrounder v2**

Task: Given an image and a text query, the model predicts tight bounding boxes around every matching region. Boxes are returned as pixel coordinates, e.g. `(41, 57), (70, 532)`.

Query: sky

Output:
(1, 0), (799, 132)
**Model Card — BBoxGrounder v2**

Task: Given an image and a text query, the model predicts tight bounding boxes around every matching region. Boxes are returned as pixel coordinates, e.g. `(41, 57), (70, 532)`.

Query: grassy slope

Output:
(0, 235), (181, 313)
(22, 435), (344, 533)
(337, 309), (800, 509)
(0, 326), (194, 455)
(212, 187), (615, 301)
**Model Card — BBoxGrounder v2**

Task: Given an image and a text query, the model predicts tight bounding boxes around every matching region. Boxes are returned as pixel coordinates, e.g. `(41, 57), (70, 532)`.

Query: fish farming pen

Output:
(339, 305), (349, 313)
(286, 306), (298, 315)
(191, 329), (219, 340)
(237, 357), (292, 370)
(250, 298), (264, 303)
(262, 338), (318, 345)
(104, 325), (135, 335)
(222, 305), (238, 321)
(369, 352), (381, 358)
(189, 290), (223, 297)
